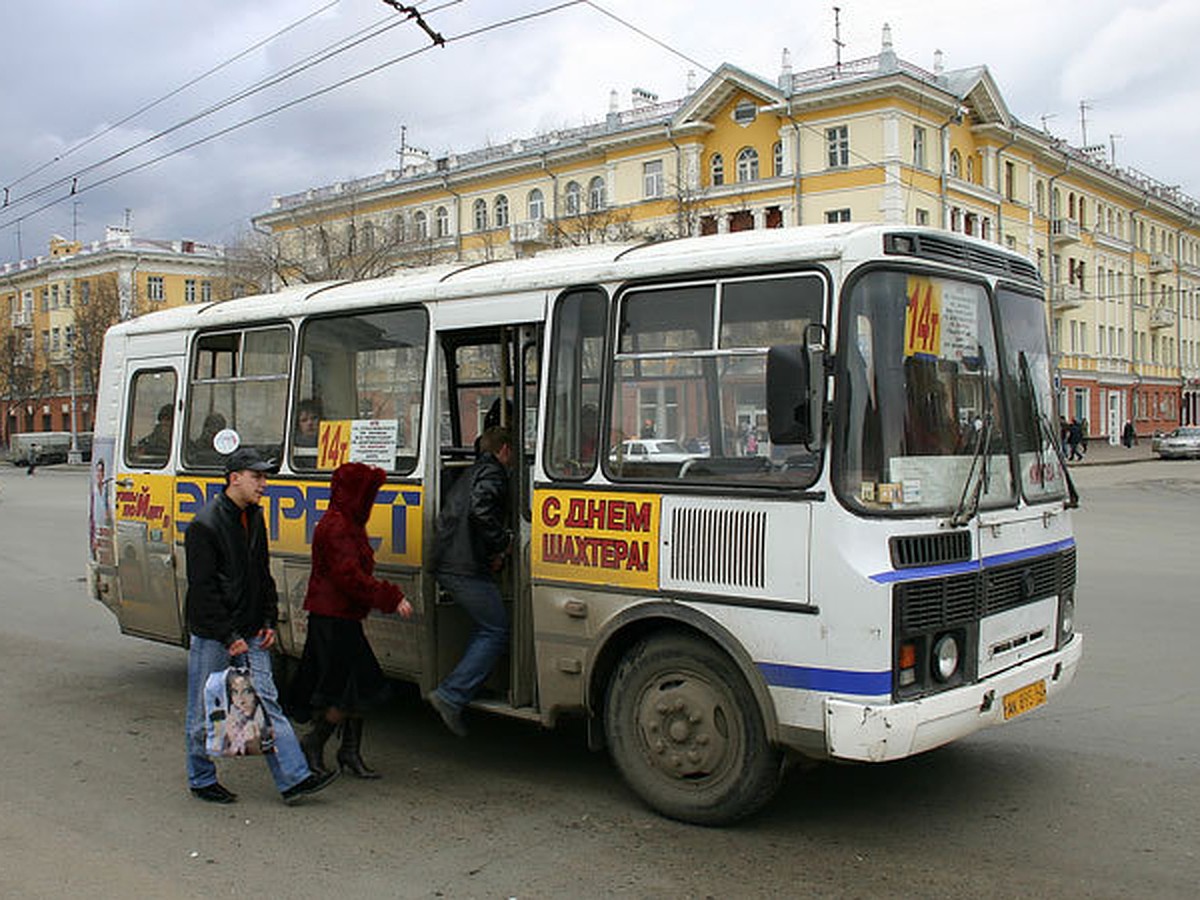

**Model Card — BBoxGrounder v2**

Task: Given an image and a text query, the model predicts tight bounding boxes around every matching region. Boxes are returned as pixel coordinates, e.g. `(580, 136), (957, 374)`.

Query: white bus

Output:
(88, 224), (1082, 824)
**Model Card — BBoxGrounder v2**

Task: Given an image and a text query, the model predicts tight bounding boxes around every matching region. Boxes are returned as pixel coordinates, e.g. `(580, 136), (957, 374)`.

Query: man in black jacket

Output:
(426, 427), (513, 736)
(184, 447), (337, 804)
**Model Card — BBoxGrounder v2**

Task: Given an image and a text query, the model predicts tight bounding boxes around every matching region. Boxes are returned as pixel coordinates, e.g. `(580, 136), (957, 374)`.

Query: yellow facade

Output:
(256, 34), (1200, 435)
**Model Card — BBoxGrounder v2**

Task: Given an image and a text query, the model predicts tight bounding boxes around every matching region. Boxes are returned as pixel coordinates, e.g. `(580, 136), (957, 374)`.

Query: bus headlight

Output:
(1060, 595), (1075, 642)
(932, 633), (960, 682)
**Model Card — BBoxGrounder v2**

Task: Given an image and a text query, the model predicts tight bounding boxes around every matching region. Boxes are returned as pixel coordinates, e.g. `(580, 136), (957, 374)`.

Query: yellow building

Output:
(1, 226), (246, 448)
(255, 28), (1200, 441)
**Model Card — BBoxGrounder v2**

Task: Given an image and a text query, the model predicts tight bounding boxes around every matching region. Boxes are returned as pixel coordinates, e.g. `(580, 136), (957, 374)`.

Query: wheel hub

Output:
(638, 678), (728, 778)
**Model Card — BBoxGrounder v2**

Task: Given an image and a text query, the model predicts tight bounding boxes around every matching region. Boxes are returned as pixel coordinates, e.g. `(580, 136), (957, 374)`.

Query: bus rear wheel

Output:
(605, 633), (782, 826)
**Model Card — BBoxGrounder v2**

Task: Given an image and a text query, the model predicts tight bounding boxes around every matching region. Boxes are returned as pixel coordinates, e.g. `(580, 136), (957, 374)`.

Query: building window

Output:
(147, 276), (164, 303)
(710, 153), (724, 186)
(826, 125), (849, 168)
(1005, 161), (1016, 201)
(825, 208), (851, 223)
(733, 99), (757, 126)
(915, 208), (930, 226)
(414, 210), (428, 240)
(1035, 181), (1045, 215)
(494, 195), (510, 227)
(52, 327), (61, 351)
(949, 149), (961, 178)
(528, 188), (545, 221)
(201, 281), (212, 303)
(185, 279), (196, 304)
(80, 281), (91, 305)
(564, 181), (581, 216)
(40, 288), (49, 312)
(587, 176), (605, 211)
(773, 141), (784, 177)
(473, 198), (488, 231)
(64, 283), (72, 307)
(361, 221), (375, 250)
(51, 285), (60, 309)
(435, 206), (449, 238)
(966, 156), (974, 182)
(912, 125), (926, 170)
(736, 147), (759, 182)
(393, 214), (405, 241)
(643, 160), (664, 198)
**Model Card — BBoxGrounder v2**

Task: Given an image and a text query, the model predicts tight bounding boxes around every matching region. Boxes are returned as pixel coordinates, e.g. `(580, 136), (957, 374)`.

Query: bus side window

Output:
(125, 369), (176, 469)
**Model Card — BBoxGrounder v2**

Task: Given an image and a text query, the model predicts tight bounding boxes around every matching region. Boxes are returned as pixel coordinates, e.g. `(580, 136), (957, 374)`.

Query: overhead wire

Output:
(0, 0), (586, 234)
(2, 0), (341, 199)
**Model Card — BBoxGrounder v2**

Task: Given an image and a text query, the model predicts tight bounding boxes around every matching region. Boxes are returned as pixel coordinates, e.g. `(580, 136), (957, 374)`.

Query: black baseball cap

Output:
(223, 447), (278, 475)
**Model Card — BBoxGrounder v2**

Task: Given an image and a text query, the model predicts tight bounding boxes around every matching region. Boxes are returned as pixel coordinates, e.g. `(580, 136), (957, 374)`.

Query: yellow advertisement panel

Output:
(532, 489), (660, 590)
(113, 473), (176, 539)
(171, 477), (423, 567)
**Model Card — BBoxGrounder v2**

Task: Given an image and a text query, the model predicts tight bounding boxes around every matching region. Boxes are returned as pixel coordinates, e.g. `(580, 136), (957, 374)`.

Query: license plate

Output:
(1002, 680), (1047, 720)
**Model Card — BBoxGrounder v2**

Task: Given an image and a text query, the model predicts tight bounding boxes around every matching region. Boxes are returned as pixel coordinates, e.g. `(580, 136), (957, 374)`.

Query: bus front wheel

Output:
(605, 633), (782, 825)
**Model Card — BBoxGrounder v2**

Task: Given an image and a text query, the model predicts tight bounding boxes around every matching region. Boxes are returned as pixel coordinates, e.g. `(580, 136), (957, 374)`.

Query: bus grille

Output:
(669, 506), (767, 590)
(890, 531), (972, 568)
(896, 547), (1075, 631)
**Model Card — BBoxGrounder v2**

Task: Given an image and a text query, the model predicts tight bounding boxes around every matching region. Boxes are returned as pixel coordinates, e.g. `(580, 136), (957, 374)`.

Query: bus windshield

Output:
(835, 269), (1014, 515)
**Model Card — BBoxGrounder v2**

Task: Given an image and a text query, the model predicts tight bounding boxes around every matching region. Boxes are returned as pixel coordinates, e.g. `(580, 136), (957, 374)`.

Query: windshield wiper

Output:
(1017, 351), (1078, 509)
(948, 413), (991, 528)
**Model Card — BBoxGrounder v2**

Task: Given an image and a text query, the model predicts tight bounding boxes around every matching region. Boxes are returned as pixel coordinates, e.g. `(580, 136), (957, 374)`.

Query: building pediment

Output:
(672, 64), (782, 129)
(942, 66), (1011, 127)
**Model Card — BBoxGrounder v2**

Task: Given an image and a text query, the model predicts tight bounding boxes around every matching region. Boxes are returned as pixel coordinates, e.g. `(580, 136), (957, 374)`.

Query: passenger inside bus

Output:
(189, 412), (227, 465)
(295, 399), (322, 448)
(133, 404), (174, 464)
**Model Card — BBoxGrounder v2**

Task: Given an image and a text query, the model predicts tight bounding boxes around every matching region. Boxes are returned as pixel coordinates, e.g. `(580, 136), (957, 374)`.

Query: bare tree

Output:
(550, 196), (638, 247)
(70, 275), (124, 396)
(663, 175), (720, 240)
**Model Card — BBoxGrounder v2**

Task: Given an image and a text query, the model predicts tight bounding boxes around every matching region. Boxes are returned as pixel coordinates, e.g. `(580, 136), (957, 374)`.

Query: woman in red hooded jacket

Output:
(290, 462), (413, 778)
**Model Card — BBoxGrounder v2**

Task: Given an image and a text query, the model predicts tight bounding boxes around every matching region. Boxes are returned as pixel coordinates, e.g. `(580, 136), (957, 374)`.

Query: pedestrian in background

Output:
(290, 462), (413, 779)
(26, 442), (40, 476)
(183, 447), (337, 804)
(1067, 420), (1084, 461)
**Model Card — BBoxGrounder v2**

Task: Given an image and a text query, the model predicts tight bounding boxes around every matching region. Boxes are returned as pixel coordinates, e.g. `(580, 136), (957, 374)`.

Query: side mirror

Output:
(767, 342), (824, 448)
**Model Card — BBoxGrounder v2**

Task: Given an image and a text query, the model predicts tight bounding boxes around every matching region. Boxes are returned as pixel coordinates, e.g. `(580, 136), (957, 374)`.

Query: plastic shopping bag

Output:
(203, 665), (275, 757)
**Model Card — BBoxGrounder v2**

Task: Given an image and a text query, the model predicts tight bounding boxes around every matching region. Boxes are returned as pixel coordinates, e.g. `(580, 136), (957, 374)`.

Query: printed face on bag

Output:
(229, 675), (258, 717)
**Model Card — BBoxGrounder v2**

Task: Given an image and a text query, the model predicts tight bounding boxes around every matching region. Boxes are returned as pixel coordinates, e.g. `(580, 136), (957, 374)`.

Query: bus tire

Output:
(604, 632), (782, 826)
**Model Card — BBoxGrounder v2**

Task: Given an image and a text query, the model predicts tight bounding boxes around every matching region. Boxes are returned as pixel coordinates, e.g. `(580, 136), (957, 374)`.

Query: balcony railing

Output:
(510, 219), (552, 246)
(1052, 283), (1086, 310)
(1149, 253), (1173, 274)
(1150, 307), (1176, 329)
(1051, 218), (1081, 244)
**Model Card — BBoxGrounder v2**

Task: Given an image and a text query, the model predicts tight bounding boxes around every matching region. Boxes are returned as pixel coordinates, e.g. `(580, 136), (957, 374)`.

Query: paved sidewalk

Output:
(1064, 438), (1156, 467)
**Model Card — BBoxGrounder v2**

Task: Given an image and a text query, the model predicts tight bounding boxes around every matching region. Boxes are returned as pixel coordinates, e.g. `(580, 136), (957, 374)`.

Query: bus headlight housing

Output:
(1059, 592), (1075, 644)
(932, 633), (960, 682)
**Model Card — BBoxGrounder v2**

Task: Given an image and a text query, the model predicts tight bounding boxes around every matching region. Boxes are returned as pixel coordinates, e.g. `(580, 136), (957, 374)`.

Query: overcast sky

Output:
(2, 0), (1197, 262)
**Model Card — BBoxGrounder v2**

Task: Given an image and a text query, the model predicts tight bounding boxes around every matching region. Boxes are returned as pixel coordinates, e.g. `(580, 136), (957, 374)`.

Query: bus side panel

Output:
(89, 329), (129, 616)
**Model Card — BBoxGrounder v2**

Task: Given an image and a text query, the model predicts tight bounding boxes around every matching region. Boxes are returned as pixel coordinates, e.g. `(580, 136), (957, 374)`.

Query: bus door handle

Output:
(115, 477), (134, 488)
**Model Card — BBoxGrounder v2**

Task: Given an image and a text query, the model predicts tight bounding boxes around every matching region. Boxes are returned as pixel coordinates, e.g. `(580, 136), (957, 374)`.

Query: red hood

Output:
(329, 462), (386, 525)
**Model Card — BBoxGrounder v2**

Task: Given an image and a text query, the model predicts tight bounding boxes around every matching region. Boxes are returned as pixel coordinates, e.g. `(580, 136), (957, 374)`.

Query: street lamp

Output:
(67, 332), (81, 465)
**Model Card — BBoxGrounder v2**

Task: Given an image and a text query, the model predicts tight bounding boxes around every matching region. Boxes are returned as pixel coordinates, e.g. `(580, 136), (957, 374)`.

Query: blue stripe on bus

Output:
(869, 537), (1076, 584)
(757, 662), (891, 695)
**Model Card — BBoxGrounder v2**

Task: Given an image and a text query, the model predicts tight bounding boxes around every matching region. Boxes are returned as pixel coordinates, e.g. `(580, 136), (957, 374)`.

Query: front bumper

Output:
(824, 633), (1083, 762)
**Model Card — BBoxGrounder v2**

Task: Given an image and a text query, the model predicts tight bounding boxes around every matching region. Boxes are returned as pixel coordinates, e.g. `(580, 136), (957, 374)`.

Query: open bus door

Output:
(430, 322), (540, 713)
(113, 360), (186, 644)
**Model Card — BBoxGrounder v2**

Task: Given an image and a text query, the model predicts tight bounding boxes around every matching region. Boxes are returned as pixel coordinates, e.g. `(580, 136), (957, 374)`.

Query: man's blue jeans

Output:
(185, 634), (310, 792)
(433, 572), (509, 711)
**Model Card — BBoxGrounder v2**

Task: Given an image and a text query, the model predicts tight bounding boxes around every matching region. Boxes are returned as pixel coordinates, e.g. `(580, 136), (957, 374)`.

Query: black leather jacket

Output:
(184, 491), (279, 646)
(433, 452), (511, 577)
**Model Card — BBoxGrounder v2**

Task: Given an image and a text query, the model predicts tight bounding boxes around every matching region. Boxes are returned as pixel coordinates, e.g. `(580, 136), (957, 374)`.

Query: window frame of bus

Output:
(545, 286), (608, 481)
(604, 270), (828, 487)
(182, 324), (292, 470)
(289, 305), (429, 475)
(123, 368), (177, 469)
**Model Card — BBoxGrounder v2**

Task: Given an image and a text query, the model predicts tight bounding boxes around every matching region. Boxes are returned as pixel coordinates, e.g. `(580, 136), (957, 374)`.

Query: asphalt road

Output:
(0, 462), (1196, 899)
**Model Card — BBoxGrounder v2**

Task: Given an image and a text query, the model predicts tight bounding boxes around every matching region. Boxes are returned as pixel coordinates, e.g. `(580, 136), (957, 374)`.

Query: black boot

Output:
(301, 716), (338, 776)
(337, 717), (380, 779)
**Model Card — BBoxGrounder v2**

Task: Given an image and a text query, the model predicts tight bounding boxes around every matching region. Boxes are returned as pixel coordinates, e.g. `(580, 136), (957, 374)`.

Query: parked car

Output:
(1153, 426), (1200, 460)
(609, 438), (704, 464)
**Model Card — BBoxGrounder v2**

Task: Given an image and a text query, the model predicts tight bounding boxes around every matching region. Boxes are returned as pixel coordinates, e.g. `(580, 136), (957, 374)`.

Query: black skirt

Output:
(286, 613), (391, 722)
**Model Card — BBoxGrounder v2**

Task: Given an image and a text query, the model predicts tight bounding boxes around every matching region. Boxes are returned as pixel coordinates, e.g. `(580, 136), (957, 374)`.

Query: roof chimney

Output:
(779, 48), (793, 92)
(880, 23), (897, 71)
(934, 49), (944, 76)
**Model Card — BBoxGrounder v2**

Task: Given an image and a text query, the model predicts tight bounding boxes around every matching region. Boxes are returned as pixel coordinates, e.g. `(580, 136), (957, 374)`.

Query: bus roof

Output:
(106, 223), (1033, 336)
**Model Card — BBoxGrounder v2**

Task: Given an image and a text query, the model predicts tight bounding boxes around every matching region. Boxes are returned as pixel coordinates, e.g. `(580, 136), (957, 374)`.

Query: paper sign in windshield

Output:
(317, 419), (398, 469)
(904, 277), (978, 363)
